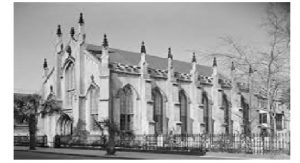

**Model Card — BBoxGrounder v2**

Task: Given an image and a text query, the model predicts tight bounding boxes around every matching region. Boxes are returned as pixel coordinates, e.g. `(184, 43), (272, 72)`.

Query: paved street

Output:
(14, 150), (240, 160)
(14, 146), (243, 160)
(14, 146), (289, 160)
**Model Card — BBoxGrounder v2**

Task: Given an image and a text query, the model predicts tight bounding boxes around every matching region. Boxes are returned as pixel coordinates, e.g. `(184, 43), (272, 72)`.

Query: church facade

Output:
(37, 13), (289, 146)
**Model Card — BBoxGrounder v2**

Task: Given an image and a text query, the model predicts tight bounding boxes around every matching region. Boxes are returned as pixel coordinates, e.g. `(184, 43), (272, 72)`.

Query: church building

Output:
(38, 13), (281, 146)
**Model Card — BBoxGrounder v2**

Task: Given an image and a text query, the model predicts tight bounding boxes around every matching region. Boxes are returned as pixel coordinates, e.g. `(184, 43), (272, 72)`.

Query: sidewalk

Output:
(206, 151), (290, 160)
(14, 146), (289, 159)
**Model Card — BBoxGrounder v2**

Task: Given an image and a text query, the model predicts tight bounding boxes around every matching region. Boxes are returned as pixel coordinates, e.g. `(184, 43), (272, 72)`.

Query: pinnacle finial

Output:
(43, 58), (48, 69)
(192, 52), (197, 63)
(231, 61), (235, 71)
(249, 65), (253, 74)
(168, 47), (173, 59)
(141, 41), (146, 53)
(102, 34), (109, 48)
(213, 57), (217, 67)
(56, 25), (62, 36)
(79, 12), (84, 25)
(70, 27), (75, 37)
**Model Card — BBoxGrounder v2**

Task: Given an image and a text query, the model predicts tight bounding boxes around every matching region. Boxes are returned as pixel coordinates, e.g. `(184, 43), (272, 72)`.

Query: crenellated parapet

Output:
(174, 72), (192, 82)
(108, 59), (238, 88)
(219, 78), (232, 89)
(109, 62), (141, 75)
(148, 68), (168, 79)
(198, 75), (213, 85)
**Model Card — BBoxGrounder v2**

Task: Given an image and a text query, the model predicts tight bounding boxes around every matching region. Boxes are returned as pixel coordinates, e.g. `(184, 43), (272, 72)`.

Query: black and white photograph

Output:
(10, 1), (293, 160)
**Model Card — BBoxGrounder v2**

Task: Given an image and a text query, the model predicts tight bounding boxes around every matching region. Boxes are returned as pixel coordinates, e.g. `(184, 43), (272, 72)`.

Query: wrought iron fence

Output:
(56, 132), (290, 155)
(14, 135), (48, 147)
(56, 134), (107, 148)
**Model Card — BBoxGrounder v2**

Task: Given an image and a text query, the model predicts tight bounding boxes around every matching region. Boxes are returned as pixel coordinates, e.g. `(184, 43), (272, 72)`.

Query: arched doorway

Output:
(56, 114), (72, 136)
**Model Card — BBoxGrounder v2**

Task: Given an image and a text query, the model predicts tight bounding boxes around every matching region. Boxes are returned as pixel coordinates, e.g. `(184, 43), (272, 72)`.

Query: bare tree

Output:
(201, 3), (290, 135)
(260, 3), (290, 135)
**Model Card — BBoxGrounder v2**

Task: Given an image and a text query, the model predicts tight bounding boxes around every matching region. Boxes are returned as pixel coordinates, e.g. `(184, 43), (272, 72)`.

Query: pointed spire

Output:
(213, 57), (217, 67)
(102, 34), (109, 48)
(78, 12), (84, 25)
(56, 25), (62, 36)
(168, 47), (173, 59)
(249, 65), (253, 74)
(70, 27), (75, 37)
(231, 61), (235, 71)
(192, 52), (197, 63)
(43, 58), (48, 69)
(141, 41), (146, 53)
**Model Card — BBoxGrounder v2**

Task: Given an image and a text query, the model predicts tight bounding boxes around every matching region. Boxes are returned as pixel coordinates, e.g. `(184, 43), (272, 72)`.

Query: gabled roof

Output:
(85, 44), (213, 76)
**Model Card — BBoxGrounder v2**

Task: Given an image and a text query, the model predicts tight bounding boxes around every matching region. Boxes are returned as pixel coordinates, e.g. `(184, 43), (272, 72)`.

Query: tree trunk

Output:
(106, 132), (116, 155)
(29, 114), (37, 150)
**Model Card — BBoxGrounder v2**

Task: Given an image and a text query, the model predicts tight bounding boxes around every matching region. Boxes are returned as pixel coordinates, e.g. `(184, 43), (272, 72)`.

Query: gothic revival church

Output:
(38, 13), (258, 145)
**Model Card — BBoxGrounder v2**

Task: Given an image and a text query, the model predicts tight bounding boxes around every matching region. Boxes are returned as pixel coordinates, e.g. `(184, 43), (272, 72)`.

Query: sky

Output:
(14, 2), (269, 93)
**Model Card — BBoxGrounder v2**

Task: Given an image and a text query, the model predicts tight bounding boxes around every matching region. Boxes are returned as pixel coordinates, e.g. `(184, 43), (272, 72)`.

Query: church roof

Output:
(85, 44), (213, 76)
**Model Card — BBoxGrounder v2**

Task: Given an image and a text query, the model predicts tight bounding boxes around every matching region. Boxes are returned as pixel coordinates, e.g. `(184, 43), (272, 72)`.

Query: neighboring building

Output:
(251, 89), (290, 135)
(36, 13), (290, 146)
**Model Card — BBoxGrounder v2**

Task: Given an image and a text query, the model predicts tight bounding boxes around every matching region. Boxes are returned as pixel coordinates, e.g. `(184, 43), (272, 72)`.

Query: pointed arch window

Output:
(120, 86), (134, 132)
(89, 85), (99, 131)
(152, 88), (163, 135)
(241, 96), (250, 135)
(202, 93), (209, 134)
(223, 94), (230, 134)
(179, 90), (188, 134)
(65, 62), (75, 108)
